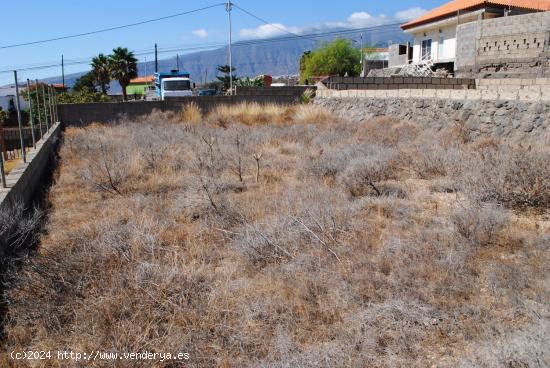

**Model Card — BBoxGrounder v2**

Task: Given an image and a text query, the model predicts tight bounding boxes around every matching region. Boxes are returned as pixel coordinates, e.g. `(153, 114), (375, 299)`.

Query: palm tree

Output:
(91, 53), (110, 94)
(108, 47), (138, 101)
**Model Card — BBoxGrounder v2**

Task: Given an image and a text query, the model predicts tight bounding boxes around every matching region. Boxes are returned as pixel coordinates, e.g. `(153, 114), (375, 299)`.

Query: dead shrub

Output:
(337, 146), (398, 197)
(449, 202), (509, 247)
(74, 133), (131, 196)
(356, 117), (418, 146)
(0, 202), (43, 258)
(411, 145), (448, 179)
(458, 144), (550, 209)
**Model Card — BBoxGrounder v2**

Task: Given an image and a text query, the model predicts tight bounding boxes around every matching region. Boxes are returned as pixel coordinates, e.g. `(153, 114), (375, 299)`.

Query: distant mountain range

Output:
(41, 26), (410, 93)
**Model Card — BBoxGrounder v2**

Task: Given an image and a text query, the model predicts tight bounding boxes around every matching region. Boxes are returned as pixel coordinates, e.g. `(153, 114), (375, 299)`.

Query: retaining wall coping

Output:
(316, 87), (550, 102)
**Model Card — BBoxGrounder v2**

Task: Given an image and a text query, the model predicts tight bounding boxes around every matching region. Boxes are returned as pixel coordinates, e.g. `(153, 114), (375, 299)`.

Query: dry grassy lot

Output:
(3, 103), (549, 367)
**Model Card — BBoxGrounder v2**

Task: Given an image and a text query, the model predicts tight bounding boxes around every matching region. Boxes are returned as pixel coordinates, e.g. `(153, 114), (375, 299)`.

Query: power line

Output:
(0, 3), (225, 50)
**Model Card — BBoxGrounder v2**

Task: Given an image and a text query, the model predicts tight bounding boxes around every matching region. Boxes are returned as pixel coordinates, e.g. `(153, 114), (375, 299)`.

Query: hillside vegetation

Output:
(3, 103), (549, 367)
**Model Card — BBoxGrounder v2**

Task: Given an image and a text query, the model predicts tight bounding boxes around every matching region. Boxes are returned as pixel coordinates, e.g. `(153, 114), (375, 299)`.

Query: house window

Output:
(421, 39), (432, 61)
(438, 36), (445, 59)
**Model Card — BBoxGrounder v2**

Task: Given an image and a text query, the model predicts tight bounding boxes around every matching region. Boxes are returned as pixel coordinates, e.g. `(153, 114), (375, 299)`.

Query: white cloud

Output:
(347, 12), (387, 27)
(192, 28), (208, 38)
(238, 7), (427, 39)
(395, 7), (428, 21)
(239, 23), (300, 39)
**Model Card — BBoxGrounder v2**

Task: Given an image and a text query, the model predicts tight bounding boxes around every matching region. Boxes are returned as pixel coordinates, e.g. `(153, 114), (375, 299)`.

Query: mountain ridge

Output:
(38, 27), (410, 93)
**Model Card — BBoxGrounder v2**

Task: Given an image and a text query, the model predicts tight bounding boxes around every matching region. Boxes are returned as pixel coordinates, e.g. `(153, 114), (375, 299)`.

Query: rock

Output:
(460, 110), (472, 121)
(451, 101), (464, 110)
(521, 123), (534, 132)
(494, 108), (508, 116)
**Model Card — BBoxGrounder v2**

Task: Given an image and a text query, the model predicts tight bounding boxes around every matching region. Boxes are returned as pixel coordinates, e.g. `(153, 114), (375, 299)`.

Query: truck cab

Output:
(154, 70), (193, 100)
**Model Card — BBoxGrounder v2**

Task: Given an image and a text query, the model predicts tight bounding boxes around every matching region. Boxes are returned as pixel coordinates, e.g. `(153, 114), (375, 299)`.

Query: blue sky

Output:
(0, 0), (443, 85)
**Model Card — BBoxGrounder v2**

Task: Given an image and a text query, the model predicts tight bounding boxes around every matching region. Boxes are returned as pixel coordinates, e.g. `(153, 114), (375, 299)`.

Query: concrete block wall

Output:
(324, 76), (476, 90)
(456, 12), (550, 77)
(455, 21), (478, 74)
(0, 122), (61, 211)
(58, 95), (299, 125)
(388, 44), (410, 67)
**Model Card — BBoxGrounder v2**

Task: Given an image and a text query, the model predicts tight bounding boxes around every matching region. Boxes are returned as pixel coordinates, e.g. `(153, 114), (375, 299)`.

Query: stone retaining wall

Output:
(314, 96), (549, 143)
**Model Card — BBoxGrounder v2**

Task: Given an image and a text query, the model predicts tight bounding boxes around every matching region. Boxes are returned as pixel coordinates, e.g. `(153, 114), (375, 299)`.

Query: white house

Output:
(398, 0), (550, 70)
(0, 86), (30, 111)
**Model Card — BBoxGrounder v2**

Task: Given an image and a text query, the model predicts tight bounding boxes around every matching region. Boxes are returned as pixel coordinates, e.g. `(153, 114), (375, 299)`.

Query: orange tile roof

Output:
(129, 75), (154, 84)
(401, 0), (550, 29)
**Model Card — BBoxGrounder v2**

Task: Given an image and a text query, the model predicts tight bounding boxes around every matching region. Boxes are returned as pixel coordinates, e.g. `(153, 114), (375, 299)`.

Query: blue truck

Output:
(149, 70), (194, 100)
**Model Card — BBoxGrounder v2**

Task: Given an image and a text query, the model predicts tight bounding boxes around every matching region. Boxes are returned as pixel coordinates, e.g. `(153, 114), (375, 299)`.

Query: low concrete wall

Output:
(58, 95), (299, 125)
(0, 122), (61, 211)
(235, 86), (314, 96)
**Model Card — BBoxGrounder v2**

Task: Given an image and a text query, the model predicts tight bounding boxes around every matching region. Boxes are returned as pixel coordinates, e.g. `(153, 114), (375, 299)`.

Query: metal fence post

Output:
(0, 128), (6, 161)
(52, 87), (58, 123)
(13, 70), (26, 163)
(48, 85), (54, 126)
(42, 83), (49, 131)
(26, 79), (36, 148)
(35, 79), (43, 140)
(0, 140), (6, 188)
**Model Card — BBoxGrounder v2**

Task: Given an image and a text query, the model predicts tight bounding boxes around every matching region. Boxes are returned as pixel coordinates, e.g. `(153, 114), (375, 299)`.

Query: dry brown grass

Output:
(180, 102), (203, 124)
(205, 102), (333, 126)
(2, 105), (549, 367)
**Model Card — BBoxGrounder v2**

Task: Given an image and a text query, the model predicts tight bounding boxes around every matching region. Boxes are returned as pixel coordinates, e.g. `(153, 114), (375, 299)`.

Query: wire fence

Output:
(0, 74), (59, 188)
(1, 124), (48, 154)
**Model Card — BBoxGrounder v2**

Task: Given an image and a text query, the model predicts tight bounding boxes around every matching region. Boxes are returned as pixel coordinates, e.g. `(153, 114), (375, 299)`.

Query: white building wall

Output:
(0, 95), (30, 111)
(410, 24), (457, 63)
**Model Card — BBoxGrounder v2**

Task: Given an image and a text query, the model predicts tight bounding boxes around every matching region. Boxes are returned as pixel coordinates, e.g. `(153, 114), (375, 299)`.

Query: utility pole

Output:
(176, 54), (180, 71)
(144, 56), (148, 76)
(360, 33), (364, 77)
(35, 79), (43, 139)
(155, 43), (158, 73)
(62, 54), (65, 89)
(13, 71), (26, 163)
(226, 0), (233, 95)
(26, 79), (36, 148)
